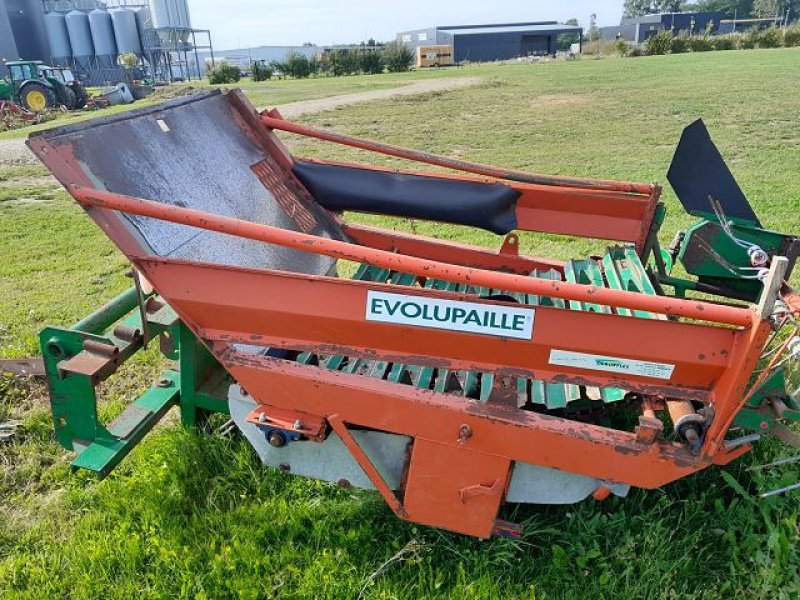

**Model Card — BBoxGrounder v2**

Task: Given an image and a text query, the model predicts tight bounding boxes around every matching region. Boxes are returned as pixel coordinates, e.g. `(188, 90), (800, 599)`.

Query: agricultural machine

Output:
(0, 61), (87, 112)
(27, 90), (800, 538)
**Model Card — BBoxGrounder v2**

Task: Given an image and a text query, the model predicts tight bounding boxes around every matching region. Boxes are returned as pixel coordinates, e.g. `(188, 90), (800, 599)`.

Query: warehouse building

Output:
(397, 21), (584, 63)
(1, 0), (51, 75)
(599, 12), (724, 43)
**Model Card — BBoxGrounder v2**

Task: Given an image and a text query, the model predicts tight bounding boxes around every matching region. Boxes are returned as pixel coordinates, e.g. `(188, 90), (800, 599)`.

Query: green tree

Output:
(589, 13), (599, 41)
(382, 41), (414, 72)
(752, 0), (797, 18)
(623, 0), (685, 17)
(685, 0), (754, 18)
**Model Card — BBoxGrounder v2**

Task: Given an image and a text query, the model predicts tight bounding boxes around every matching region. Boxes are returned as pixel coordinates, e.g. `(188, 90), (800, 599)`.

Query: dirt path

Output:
(275, 76), (484, 118)
(0, 139), (38, 167)
(0, 76), (484, 172)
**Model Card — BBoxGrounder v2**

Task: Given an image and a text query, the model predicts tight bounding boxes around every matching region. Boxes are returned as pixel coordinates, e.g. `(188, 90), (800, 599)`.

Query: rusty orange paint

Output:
(27, 94), (778, 537)
(343, 223), (564, 274)
(70, 187), (754, 327)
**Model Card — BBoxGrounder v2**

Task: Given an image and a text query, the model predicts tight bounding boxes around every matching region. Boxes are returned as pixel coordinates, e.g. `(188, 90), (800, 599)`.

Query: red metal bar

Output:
(342, 223), (564, 275)
(71, 186), (754, 327)
(261, 114), (656, 195)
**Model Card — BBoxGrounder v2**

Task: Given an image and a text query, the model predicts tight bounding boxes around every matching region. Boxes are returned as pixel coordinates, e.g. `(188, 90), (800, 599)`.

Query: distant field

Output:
(0, 66), (474, 140)
(2, 49), (800, 599)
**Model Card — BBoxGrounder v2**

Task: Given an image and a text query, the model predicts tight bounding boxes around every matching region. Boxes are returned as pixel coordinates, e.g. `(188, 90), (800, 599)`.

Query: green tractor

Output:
(0, 60), (88, 112)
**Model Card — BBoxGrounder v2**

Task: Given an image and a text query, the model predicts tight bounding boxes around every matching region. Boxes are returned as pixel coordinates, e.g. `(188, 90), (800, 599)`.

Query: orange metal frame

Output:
(29, 101), (772, 538)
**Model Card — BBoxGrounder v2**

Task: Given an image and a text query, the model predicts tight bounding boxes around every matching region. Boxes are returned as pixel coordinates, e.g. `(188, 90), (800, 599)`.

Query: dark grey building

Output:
(397, 21), (583, 63)
(600, 12), (724, 43)
(1, 0), (51, 76)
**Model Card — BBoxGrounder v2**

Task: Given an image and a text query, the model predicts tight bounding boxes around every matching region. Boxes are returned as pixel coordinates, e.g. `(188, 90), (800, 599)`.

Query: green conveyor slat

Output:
(563, 257), (625, 403)
(299, 248), (655, 410)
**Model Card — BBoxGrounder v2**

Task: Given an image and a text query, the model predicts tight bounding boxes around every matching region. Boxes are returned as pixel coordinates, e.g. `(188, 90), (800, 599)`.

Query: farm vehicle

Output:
(26, 90), (800, 538)
(1, 60), (87, 112)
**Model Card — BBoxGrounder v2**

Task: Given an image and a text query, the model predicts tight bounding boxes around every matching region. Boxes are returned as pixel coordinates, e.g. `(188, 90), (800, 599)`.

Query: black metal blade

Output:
(667, 119), (761, 227)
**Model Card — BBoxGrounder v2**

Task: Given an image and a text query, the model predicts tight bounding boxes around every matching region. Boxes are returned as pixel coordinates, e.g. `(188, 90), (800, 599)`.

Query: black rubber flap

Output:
(667, 119), (761, 227)
(293, 160), (519, 235)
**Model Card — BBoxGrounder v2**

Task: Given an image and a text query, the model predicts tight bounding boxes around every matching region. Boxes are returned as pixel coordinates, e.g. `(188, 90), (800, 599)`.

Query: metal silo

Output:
(149, 0), (192, 29)
(89, 9), (117, 62)
(65, 10), (94, 61)
(110, 8), (141, 56)
(44, 12), (72, 61)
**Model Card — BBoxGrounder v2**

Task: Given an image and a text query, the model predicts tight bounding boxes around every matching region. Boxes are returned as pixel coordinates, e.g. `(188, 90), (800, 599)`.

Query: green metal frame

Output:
(40, 286), (230, 476)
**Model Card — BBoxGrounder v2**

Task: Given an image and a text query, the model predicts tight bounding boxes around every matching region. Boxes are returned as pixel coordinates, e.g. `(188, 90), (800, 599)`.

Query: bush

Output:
(628, 45), (645, 57)
(382, 41), (414, 72)
(712, 35), (735, 50)
(208, 62), (241, 84)
(784, 25), (800, 47)
(328, 49), (359, 76)
(740, 30), (758, 49)
(284, 52), (313, 78)
(689, 35), (713, 52)
(358, 50), (384, 74)
(614, 39), (629, 56)
(250, 61), (273, 82)
(645, 30), (672, 55)
(669, 34), (690, 54)
(757, 27), (782, 48)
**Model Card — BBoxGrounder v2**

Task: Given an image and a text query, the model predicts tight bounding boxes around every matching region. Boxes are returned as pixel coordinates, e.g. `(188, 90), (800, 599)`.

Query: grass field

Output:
(0, 66), (474, 140)
(2, 49), (800, 599)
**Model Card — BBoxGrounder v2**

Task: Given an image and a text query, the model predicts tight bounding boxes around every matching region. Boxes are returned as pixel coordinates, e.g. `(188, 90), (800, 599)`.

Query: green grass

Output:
(0, 66), (473, 140)
(2, 49), (800, 599)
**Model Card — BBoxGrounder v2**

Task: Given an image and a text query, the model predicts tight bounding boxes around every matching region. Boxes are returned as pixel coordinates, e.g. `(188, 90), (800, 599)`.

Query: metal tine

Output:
(760, 481), (800, 499)
(747, 453), (800, 472)
(748, 452), (800, 499)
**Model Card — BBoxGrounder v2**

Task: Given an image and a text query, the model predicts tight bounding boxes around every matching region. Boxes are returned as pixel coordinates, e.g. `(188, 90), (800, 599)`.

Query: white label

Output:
(366, 291), (534, 340)
(549, 350), (675, 380)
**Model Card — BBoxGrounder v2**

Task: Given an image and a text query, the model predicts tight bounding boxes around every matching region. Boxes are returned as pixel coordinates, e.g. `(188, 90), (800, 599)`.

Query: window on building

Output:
(401, 34), (411, 42)
(418, 33), (428, 41)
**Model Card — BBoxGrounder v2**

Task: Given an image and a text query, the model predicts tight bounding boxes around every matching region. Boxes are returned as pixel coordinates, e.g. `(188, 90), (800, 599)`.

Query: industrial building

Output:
(397, 21), (584, 63)
(0, 0), (213, 84)
(599, 12), (724, 43)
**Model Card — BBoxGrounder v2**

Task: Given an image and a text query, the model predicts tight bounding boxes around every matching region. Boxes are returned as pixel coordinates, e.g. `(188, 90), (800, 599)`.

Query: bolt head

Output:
(268, 430), (286, 448)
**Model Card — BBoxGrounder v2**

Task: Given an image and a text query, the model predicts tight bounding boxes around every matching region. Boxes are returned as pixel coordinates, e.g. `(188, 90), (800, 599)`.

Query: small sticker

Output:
(366, 291), (534, 340)
(549, 349), (675, 380)
(156, 119), (170, 133)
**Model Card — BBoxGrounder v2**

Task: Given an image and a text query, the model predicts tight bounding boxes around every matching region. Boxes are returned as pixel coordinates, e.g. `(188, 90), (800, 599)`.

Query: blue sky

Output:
(190, 0), (625, 51)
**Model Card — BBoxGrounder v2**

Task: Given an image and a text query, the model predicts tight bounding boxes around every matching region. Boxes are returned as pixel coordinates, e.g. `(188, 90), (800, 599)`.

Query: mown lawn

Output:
(2, 49), (800, 599)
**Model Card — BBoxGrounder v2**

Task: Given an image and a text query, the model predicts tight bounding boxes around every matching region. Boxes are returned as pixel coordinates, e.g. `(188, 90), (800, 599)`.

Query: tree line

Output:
(208, 42), (415, 84)
(623, 0), (798, 19)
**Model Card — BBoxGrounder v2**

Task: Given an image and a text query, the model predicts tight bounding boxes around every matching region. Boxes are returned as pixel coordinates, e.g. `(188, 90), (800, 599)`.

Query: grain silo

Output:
(110, 7), (141, 56)
(65, 9), (94, 68)
(89, 8), (117, 66)
(44, 11), (72, 62)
